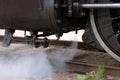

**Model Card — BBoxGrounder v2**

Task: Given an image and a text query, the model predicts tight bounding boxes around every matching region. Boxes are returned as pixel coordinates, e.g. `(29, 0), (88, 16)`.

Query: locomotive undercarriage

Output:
(0, 0), (120, 62)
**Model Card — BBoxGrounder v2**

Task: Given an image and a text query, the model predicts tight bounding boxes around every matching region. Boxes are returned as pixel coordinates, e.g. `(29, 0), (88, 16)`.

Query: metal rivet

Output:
(56, 19), (61, 23)
(54, 3), (59, 8)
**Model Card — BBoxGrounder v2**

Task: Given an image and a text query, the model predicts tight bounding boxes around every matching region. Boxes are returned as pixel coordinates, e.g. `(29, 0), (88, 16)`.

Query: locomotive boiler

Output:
(0, 0), (120, 62)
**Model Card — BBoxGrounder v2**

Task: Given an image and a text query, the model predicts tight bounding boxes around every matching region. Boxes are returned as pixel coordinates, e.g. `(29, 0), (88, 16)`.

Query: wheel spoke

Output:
(112, 16), (120, 20)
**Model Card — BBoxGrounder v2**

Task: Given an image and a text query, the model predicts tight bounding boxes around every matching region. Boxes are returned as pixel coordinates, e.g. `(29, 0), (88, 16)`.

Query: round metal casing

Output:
(0, 0), (59, 32)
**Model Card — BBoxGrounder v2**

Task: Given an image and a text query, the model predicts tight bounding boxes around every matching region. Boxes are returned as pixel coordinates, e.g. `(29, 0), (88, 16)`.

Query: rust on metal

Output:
(66, 61), (120, 77)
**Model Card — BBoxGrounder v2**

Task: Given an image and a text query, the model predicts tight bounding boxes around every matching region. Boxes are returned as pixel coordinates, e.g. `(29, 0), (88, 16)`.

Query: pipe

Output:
(79, 3), (120, 8)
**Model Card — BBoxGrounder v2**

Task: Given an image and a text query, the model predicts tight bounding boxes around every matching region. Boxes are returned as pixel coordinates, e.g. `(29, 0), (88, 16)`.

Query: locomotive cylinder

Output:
(0, 0), (59, 32)
(0, 0), (87, 34)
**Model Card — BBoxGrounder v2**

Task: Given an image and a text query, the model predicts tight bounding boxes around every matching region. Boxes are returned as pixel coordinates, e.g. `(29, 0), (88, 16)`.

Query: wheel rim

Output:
(90, 0), (120, 62)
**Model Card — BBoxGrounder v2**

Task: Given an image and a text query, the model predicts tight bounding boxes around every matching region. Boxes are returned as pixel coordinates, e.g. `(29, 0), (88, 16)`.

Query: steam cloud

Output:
(0, 44), (53, 78)
(0, 39), (78, 79)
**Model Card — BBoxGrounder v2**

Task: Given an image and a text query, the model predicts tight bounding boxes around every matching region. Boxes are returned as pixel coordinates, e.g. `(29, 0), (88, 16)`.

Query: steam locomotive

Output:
(0, 0), (120, 62)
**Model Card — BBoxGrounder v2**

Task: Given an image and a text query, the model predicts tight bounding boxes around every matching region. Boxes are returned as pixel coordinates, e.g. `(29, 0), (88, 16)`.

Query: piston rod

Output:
(79, 3), (120, 8)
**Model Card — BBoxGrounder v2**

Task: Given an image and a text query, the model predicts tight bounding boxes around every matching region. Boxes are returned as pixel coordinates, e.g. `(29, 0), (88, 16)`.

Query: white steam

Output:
(46, 41), (78, 70)
(0, 39), (78, 79)
(0, 45), (53, 78)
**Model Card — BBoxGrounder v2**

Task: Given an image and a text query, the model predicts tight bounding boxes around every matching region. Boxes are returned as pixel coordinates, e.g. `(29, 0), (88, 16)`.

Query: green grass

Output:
(77, 66), (104, 80)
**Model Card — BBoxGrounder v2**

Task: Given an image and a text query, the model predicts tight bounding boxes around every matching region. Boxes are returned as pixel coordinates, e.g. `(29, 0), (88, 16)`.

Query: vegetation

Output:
(77, 66), (104, 80)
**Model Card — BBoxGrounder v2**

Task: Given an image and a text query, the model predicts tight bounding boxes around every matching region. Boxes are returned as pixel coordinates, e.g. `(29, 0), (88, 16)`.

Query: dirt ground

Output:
(0, 72), (77, 80)
(0, 72), (120, 80)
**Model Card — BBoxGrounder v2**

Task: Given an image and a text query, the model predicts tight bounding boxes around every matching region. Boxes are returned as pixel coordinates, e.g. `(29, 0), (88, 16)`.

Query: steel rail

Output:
(66, 61), (120, 77)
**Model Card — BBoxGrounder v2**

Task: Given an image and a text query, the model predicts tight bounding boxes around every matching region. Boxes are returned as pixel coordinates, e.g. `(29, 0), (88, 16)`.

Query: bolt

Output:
(56, 19), (61, 23)
(80, 12), (86, 16)
(117, 23), (120, 26)
(54, 3), (59, 8)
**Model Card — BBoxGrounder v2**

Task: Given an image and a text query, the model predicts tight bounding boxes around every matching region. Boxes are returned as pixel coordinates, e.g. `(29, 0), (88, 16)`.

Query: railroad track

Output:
(65, 61), (120, 77)
(0, 35), (120, 77)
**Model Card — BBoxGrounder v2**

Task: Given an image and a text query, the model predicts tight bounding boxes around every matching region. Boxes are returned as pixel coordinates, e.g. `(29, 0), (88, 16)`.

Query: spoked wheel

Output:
(90, 0), (120, 61)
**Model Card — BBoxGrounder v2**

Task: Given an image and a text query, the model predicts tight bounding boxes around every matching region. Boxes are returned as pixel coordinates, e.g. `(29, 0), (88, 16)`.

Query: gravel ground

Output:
(0, 72), (120, 80)
(0, 72), (77, 80)
(0, 42), (119, 80)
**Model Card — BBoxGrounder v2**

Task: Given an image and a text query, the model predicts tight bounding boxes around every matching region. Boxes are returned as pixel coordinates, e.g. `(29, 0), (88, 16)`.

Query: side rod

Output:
(79, 3), (120, 8)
